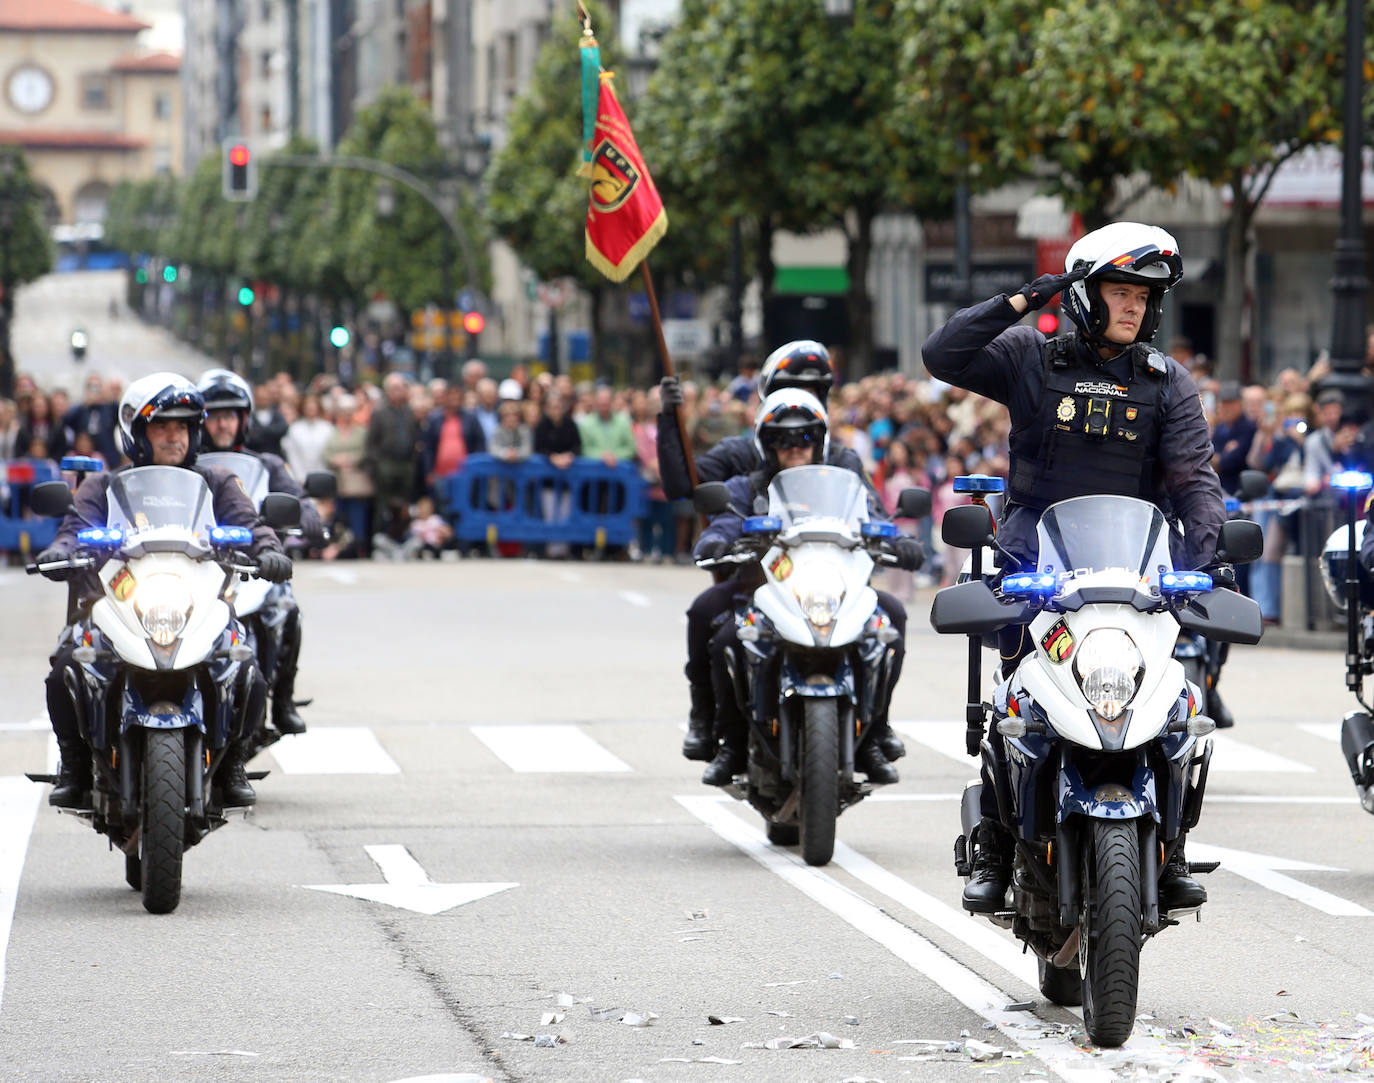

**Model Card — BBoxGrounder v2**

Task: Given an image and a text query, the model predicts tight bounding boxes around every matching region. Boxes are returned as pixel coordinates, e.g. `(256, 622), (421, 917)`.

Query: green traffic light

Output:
(237, 286), (255, 306)
(329, 326), (351, 348)
(135, 268), (148, 284)
(162, 266), (178, 284)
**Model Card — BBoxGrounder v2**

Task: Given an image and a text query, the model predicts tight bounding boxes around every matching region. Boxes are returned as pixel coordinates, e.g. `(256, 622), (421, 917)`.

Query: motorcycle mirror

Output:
(897, 487), (932, 521)
(1214, 518), (1264, 565)
(1236, 469), (1270, 502)
(29, 481), (74, 518)
(304, 471), (337, 501)
(941, 504), (995, 549)
(261, 493), (302, 531)
(693, 482), (731, 516)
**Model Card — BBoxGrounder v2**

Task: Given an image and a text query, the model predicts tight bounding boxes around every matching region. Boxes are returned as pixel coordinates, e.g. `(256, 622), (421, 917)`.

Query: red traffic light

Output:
(1036, 310), (1061, 335)
(461, 311), (485, 335)
(229, 144), (251, 168)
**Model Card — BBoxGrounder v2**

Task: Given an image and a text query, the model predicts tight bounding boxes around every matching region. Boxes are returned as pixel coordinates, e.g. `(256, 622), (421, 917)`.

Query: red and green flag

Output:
(579, 11), (667, 282)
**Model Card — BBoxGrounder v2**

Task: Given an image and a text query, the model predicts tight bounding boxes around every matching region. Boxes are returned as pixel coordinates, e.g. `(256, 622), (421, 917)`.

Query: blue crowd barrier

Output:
(0, 459), (62, 553)
(440, 454), (649, 548)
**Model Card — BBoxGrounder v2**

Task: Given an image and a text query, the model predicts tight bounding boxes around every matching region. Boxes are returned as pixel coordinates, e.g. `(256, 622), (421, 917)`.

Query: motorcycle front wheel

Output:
(140, 730), (187, 914)
(798, 698), (840, 866)
(1079, 819), (1142, 1046)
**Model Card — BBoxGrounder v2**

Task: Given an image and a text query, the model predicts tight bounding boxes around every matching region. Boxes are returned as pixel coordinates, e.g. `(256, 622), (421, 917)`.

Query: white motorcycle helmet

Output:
(754, 388), (829, 474)
(117, 372), (206, 467)
(1062, 222), (1184, 345)
(758, 340), (834, 404)
(1321, 520), (1374, 612)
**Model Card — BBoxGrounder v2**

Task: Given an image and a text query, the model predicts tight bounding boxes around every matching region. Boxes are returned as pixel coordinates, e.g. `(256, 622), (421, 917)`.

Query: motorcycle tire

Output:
(125, 853), (142, 892)
(765, 821), (800, 846)
(1037, 955), (1082, 1007)
(1079, 820), (1142, 1047)
(140, 729), (187, 915)
(799, 698), (840, 867)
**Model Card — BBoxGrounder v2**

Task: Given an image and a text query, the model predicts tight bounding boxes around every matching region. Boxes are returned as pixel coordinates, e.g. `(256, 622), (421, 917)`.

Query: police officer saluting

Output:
(922, 222), (1225, 914)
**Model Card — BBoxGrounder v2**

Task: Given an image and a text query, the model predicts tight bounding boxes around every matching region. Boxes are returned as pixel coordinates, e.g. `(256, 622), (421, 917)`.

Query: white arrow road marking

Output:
(267, 727), (401, 774)
(0, 777), (43, 1017)
(894, 720), (1318, 773)
(305, 845), (517, 916)
(1190, 842), (1373, 917)
(471, 724), (630, 773)
(676, 796), (1220, 1083)
(1299, 722), (1340, 742)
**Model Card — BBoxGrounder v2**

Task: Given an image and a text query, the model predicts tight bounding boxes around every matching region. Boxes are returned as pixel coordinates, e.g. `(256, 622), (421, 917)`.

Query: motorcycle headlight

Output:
(1073, 628), (1143, 722)
(133, 572), (193, 646)
(792, 564), (845, 628)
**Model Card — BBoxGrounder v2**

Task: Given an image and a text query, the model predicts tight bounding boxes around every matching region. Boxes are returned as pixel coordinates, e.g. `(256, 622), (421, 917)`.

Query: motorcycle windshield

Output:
(767, 466), (869, 529)
(1034, 495), (1173, 581)
(105, 466), (218, 535)
(198, 452), (270, 506)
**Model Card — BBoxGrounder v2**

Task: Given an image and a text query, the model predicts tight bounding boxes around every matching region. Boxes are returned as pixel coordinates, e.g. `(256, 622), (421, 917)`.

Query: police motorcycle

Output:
(694, 466), (930, 866)
(24, 466), (301, 914)
(932, 487), (1262, 1046)
(1317, 470), (1374, 811)
(198, 450), (333, 759)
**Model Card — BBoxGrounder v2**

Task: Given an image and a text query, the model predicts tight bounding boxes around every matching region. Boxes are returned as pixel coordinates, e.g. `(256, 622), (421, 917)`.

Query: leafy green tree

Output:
(0, 146), (55, 395)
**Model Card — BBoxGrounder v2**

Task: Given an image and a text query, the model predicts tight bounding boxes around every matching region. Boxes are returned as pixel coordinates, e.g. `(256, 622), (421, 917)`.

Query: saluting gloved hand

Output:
(1208, 562), (1238, 591)
(34, 547), (72, 581)
(892, 536), (925, 572)
(1017, 266), (1088, 311)
(694, 537), (729, 562)
(659, 375), (684, 411)
(255, 550), (293, 583)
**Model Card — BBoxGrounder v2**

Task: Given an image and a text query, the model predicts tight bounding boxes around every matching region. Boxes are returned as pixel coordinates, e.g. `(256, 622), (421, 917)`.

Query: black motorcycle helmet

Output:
(196, 368), (255, 451)
(753, 388), (829, 475)
(759, 340), (834, 405)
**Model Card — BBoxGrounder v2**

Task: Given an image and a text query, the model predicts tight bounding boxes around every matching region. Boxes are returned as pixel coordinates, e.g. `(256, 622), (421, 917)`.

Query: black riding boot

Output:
(272, 695), (306, 736)
(856, 741), (899, 784)
(271, 615), (307, 736)
(49, 742), (91, 808)
(217, 746), (257, 807)
(962, 817), (1014, 913)
(871, 720), (906, 762)
(1208, 685), (1234, 729)
(681, 683), (715, 762)
(1159, 838), (1207, 910)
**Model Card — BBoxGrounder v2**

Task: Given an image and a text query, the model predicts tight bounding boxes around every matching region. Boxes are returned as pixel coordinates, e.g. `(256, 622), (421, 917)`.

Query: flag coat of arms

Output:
(584, 72), (667, 282)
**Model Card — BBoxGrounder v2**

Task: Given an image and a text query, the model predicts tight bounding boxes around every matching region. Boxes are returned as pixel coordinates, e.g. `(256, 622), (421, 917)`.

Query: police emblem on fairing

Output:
(1040, 617), (1075, 663)
(590, 139), (641, 212)
(1056, 397), (1076, 422)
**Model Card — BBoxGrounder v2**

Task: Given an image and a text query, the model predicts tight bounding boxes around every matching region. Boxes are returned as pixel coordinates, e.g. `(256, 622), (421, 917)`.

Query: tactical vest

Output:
(1007, 336), (1168, 513)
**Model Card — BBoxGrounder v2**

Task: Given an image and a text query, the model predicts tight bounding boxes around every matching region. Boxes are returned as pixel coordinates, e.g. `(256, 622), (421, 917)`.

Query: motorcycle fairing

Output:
(121, 681), (203, 734)
(780, 654), (855, 699)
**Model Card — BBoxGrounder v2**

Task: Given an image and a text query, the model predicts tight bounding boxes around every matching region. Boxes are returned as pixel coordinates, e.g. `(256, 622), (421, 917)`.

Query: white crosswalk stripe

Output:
(471, 723), (631, 773)
(266, 727), (401, 774)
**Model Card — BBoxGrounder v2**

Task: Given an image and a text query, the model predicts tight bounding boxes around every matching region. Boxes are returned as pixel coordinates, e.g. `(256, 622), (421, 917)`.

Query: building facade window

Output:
(153, 91), (173, 120)
(153, 145), (172, 173)
(80, 73), (110, 110)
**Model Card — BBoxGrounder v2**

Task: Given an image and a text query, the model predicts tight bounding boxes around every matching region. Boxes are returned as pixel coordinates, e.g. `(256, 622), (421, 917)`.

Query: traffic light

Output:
(162, 265), (178, 284)
(329, 325), (351, 349)
(134, 267), (148, 284)
(461, 311), (485, 336)
(222, 139), (257, 201)
(1036, 307), (1063, 336)
(237, 285), (255, 306)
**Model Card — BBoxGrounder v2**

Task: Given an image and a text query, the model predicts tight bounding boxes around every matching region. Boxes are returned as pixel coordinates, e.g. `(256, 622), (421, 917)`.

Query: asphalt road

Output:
(2, 558), (1373, 1083)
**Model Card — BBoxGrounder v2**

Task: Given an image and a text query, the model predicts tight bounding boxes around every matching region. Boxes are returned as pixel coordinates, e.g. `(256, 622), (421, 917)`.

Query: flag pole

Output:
(639, 259), (699, 489)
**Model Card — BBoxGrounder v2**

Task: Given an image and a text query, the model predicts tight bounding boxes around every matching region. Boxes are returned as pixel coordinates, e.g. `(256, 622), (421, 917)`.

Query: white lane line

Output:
(0, 776), (43, 1018)
(676, 796), (1207, 1082)
(0, 718), (49, 733)
(267, 727), (401, 774)
(1189, 842), (1373, 917)
(1299, 722), (1340, 743)
(894, 720), (1318, 773)
(320, 568), (359, 585)
(471, 724), (630, 773)
(618, 590), (651, 608)
(557, 570), (582, 584)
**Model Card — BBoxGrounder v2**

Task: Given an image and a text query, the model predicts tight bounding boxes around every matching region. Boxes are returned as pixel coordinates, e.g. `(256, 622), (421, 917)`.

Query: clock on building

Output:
(6, 64), (54, 115)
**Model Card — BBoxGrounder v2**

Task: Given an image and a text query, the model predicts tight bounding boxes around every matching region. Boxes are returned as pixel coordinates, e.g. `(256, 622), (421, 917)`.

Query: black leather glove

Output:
(1017, 266), (1088, 311)
(255, 550), (293, 583)
(1208, 562), (1237, 591)
(694, 537), (729, 561)
(893, 536), (925, 572)
(660, 375), (684, 411)
(34, 547), (72, 581)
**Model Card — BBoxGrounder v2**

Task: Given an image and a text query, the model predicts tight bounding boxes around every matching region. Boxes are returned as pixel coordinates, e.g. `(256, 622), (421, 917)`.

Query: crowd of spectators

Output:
(4, 328), (1374, 625)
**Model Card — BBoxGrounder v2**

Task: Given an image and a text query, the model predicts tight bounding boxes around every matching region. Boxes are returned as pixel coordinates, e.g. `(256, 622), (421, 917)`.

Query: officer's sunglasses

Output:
(770, 429), (820, 450)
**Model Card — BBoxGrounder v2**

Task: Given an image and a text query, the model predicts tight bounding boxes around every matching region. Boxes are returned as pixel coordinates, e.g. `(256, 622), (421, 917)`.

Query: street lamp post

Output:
(1323, 0), (1370, 418)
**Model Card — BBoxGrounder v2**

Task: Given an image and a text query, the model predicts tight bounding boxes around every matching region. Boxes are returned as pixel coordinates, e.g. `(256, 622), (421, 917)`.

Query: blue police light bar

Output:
(76, 526), (124, 549)
(742, 515), (782, 535)
(60, 456), (105, 474)
(1002, 571), (1057, 596)
(1332, 470), (1374, 491)
(1223, 497), (1241, 515)
(861, 520), (898, 539)
(953, 474), (1005, 495)
(1160, 571), (1213, 594)
(209, 525), (254, 547)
